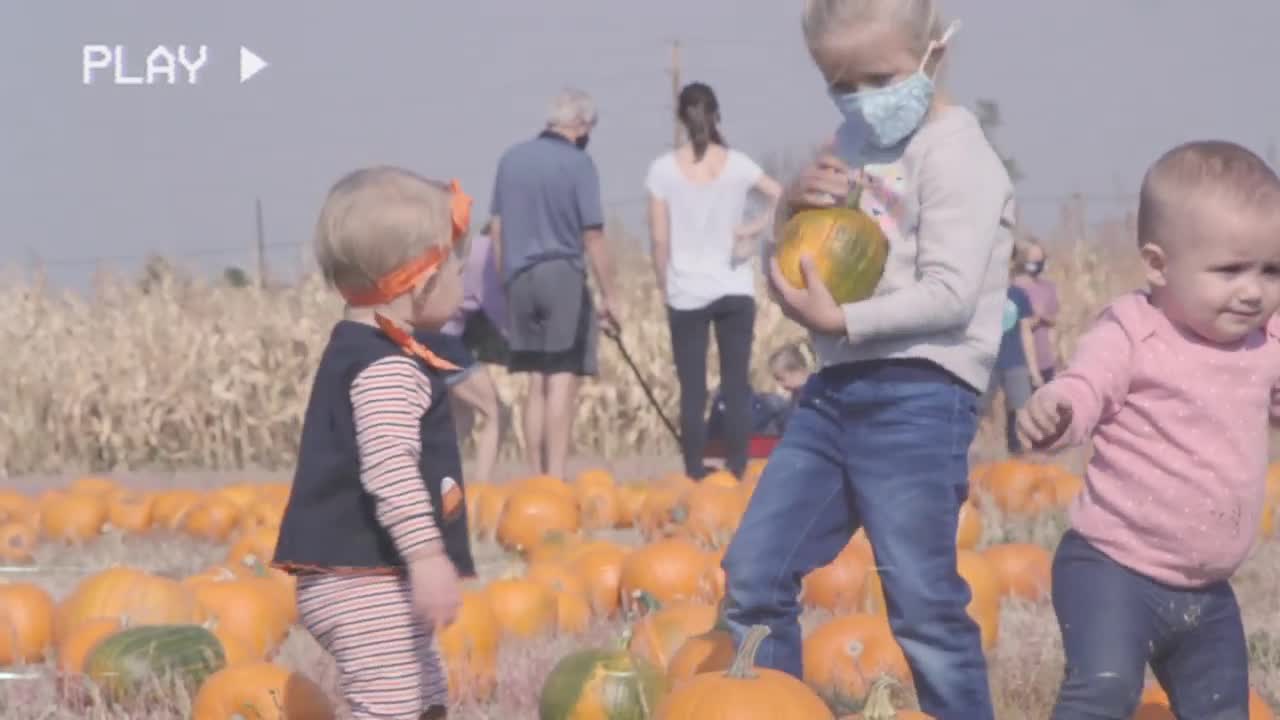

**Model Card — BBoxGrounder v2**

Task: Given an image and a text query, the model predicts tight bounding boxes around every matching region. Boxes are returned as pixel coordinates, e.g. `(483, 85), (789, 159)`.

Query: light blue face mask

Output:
(830, 23), (959, 149)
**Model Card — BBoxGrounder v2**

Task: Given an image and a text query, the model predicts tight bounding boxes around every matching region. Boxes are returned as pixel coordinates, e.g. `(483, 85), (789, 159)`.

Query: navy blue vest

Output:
(273, 321), (475, 577)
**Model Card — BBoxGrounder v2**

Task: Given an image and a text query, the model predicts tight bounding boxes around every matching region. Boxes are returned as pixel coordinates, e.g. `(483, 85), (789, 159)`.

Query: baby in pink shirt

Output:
(1017, 140), (1280, 720)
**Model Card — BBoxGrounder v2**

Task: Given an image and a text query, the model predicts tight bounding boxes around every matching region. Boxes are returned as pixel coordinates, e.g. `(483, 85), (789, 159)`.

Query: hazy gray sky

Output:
(2, 1), (1278, 287)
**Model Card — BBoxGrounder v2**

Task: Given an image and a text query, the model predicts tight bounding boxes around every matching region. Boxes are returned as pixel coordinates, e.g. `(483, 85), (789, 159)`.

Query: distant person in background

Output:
(987, 240), (1044, 454)
(645, 81), (782, 480)
(437, 221), (508, 484)
(708, 342), (811, 444)
(1012, 235), (1062, 381)
(767, 342), (811, 402)
(490, 88), (619, 481)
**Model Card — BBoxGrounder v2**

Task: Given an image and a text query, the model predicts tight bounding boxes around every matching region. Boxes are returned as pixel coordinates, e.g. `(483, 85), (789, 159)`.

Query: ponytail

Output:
(677, 82), (725, 161)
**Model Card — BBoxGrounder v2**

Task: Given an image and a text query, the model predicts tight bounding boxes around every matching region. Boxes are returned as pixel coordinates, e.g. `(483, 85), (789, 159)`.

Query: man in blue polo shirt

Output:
(489, 87), (619, 480)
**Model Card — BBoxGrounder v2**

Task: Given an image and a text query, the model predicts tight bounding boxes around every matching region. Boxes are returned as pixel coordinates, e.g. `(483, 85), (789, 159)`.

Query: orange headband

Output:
(340, 179), (473, 307)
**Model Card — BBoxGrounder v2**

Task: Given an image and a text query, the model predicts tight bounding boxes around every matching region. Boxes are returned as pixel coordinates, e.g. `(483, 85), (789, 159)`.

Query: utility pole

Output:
(669, 39), (683, 149)
(253, 197), (268, 289)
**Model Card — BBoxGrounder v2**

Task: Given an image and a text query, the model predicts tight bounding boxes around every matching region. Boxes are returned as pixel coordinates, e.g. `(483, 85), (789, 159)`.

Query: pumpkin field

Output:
(2, 211), (1280, 718)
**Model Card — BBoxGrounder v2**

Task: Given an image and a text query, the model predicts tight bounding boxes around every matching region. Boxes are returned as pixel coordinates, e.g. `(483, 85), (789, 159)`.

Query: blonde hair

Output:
(313, 166), (455, 297)
(547, 88), (597, 129)
(1138, 140), (1280, 248)
(802, 0), (947, 55)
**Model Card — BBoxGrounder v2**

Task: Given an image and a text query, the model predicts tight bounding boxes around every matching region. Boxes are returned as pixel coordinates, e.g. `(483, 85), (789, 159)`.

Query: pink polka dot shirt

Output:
(1045, 291), (1280, 588)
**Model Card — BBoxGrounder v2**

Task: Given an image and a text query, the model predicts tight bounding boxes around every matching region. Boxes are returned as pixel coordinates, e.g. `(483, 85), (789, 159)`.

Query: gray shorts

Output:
(505, 259), (598, 376)
(981, 365), (1033, 414)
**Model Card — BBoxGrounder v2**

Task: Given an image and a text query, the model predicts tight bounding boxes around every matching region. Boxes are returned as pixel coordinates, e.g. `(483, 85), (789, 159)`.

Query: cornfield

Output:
(0, 201), (1144, 477)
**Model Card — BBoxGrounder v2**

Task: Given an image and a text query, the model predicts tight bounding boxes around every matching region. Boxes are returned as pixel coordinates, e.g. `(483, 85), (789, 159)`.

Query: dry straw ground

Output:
(3, 202), (1277, 717)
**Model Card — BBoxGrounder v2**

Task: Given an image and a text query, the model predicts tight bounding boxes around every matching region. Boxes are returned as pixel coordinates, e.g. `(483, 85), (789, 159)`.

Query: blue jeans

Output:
(1051, 530), (1249, 720)
(720, 371), (993, 719)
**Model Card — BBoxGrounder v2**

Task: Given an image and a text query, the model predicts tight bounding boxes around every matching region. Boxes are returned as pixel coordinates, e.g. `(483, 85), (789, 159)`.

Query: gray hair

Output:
(546, 88), (597, 128)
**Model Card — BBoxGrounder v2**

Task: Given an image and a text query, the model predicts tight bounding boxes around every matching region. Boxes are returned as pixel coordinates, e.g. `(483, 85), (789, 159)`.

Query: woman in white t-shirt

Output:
(645, 82), (783, 480)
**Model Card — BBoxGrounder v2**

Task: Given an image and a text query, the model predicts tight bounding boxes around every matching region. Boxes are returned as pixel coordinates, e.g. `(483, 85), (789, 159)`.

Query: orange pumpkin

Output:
(554, 589), (593, 635)
(467, 483), (509, 539)
(627, 599), (717, 672)
(1043, 466), (1084, 506)
(104, 489), (154, 533)
(573, 468), (615, 492)
(511, 474), (575, 500)
(956, 550), (1001, 652)
(671, 484), (747, 549)
(577, 484), (622, 531)
(526, 561), (588, 598)
(525, 531), (590, 565)
(68, 475), (117, 497)
(666, 623), (736, 686)
(191, 661), (335, 720)
(438, 590), (500, 702)
(0, 491), (37, 524)
(56, 567), (205, 639)
(212, 482), (260, 509)
(188, 576), (292, 659)
(225, 526), (279, 569)
(981, 542), (1052, 602)
(802, 547), (869, 613)
(485, 578), (557, 639)
(803, 614), (911, 710)
(237, 499), (284, 535)
(619, 538), (715, 612)
(654, 624), (834, 718)
(150, 489), (204, 529)
(616, 485), (648, 528)
(702, 470), (740, 489)
(980, 460), (1055, 515)
(40, 492), (107, 542)
(637, 486), (686, 539)
(57, 616), (123, 674)
(182, 495), (243, 542)
(0, 521), (37, 564)
(570, 542), (630, 618)
(0, 582), (55, 665)
(495, 489), (580, 553)
(955, 500), (983, 550)
(848, 530), (876, 566)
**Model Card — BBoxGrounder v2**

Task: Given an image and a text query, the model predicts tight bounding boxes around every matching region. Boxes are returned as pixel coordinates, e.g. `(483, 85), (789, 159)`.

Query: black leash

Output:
(603, 326), (682, 445)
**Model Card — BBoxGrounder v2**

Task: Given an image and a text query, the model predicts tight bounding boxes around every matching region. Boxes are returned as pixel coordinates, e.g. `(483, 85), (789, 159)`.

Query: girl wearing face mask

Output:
(719, 1), (1015, 718)
(1012, 235), (1062, 381)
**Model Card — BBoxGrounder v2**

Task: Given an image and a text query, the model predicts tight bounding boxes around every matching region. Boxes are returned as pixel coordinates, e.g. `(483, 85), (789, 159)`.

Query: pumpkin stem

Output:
(845, 178), (864, 211)
(861, 676), (903, 720)
(241, 555), (270, 578)
(725, 624), (771, 679)
(635, 590), (662, 615)
(617, 625), (635, 652)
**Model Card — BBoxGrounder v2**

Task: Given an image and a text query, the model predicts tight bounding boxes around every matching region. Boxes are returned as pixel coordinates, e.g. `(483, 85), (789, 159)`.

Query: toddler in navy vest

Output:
(272, 166), (476, 720)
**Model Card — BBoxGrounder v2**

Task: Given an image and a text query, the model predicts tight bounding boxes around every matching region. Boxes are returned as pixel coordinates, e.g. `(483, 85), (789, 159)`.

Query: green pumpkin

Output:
(775, 183), (889, 305)
(84, 624), (226, 698)
(538, 644), (667, 719)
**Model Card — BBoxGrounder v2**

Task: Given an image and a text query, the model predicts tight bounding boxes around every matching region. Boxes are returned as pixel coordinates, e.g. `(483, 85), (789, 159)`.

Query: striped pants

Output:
(297, 573), (448, 719)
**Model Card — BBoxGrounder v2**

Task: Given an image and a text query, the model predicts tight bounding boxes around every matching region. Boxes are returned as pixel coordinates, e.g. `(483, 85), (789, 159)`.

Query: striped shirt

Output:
(350, 356), (441, 557)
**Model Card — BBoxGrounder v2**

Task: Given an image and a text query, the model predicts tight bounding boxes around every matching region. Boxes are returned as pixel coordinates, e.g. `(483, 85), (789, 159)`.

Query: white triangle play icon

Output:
(240, 46), (268, 84)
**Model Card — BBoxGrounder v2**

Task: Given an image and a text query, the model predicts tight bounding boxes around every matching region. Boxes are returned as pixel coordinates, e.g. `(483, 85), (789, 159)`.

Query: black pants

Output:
(668, 295), (755, 478)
